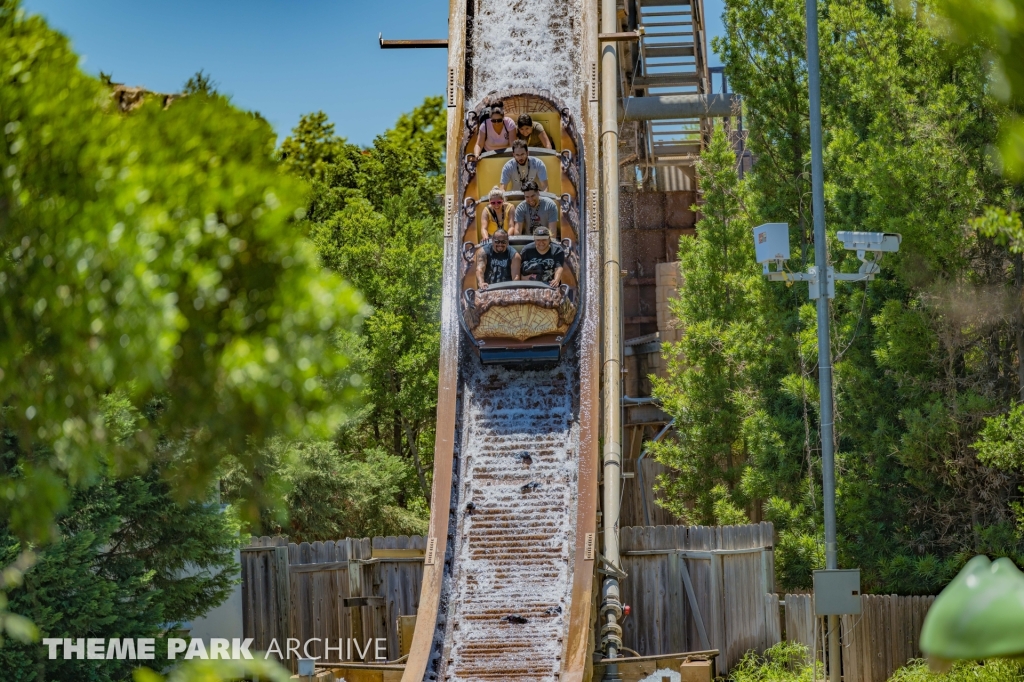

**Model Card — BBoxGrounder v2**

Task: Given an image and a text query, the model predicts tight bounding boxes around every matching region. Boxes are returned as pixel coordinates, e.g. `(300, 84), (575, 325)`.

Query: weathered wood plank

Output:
(667, 545), (685, 652)
(273, 545), (291, 668)
(840, 612), (855, 682)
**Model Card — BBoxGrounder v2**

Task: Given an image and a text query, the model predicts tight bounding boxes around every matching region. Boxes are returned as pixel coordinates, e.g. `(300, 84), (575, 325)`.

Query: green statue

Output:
(920, 555), (1024, 666)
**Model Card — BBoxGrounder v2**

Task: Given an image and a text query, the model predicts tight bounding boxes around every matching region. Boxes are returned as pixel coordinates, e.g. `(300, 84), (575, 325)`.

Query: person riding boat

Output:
(516, 113), (554, 149)
(472, 103), (517, 156)
(500, 139), (549, 192)
(512, 180), (559, 239)
(475, 228), (521, 290)
(518, 226), (564, 289)
(479, 186), (515, 242)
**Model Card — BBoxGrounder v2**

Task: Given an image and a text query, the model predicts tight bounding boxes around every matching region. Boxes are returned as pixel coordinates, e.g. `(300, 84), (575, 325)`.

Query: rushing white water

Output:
(470, 0), (585, 123)
(430, 3), (592, 679)
(440, 362), (579, 681)
(640, 670), (681, 682)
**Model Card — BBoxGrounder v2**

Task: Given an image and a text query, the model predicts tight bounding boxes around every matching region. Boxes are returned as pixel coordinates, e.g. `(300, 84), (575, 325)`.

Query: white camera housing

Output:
(752, 223), (791, 264)
(836, 231), (901, 253)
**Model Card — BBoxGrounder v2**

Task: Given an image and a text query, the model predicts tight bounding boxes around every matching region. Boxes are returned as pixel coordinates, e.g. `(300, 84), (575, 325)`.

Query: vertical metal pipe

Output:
(600, 0), (623, 677)
(804, 0), (841, 679)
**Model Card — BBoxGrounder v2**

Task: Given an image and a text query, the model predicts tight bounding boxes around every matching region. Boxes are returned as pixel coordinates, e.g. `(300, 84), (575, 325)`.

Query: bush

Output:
(889, 659), (1024, 682)
(729, 642), (820, 682)
(728, 647), (1024, 682)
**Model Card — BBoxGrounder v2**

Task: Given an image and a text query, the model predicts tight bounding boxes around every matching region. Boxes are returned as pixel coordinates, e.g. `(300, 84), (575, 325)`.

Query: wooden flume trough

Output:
(396, 0), (600, 680)
(317, 1), (713, 681)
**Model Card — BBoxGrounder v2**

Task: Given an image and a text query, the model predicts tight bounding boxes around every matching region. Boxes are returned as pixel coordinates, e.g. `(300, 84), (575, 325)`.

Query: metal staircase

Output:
(626, 0), (709, 190)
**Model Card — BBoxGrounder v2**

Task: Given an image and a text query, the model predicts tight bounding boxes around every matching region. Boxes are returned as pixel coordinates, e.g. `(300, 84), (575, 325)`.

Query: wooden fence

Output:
(240, 534), (425, 668)
(784, 593), (936, 682)
(619, 522), (779, 673)
(241, 526), (934, 680)
(621, 454), (685, 527)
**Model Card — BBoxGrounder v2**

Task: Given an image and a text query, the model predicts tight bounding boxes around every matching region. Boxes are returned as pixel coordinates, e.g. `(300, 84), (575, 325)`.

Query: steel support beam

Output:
(378, 34), (448, 49)
(618, 93), (738, 121)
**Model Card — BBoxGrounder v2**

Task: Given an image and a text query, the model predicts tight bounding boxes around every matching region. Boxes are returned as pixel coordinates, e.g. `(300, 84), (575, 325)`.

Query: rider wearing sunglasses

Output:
(472, 102), (517, 157)
(479, 186), (515, 242)
(475, 228), (522, 290)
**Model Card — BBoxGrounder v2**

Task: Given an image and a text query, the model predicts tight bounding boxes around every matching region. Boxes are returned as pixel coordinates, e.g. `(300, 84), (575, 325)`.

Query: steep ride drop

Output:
(400, 1), (601, 680)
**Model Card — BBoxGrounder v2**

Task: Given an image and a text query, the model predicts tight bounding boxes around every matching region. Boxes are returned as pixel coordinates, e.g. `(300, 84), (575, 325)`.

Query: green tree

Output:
(278, 111), (355, 183)
(0, 3), (364, 657)
(390, 95), (448, 157)
(182, 69), (217, 96)
(279, 104), (445, 511)
(222, 439), (427, 541)
(0, 4), (364, 546)
(655, 0), (1024, 592)
(927, 0), (1024, 177)
(651, 126), (792, 525)
(0, 459), (240, 681)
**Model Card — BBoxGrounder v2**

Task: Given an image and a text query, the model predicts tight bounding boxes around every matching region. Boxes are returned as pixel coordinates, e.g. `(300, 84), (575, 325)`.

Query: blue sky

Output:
(22, 0), (726, 146)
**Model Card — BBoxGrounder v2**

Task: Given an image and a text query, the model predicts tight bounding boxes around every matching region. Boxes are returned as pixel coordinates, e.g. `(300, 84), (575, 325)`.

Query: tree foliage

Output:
(657, 0), (1024, 593)
(0, 458), (240, 681)
(389, 95), (448, 158)
(276, 104), (445, 514)
(651, 127), (789, 524)
(221, 439), (427, 542)
(0, 3), (364, 548)
(927, 0), (1024, 178)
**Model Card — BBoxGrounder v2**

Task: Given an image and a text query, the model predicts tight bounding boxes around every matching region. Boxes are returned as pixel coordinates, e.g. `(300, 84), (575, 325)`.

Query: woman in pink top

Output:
(472, 103), (517, 156)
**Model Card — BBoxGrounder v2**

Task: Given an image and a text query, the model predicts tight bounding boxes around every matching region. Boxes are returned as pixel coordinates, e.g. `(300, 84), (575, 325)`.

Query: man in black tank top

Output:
(475, 229), (522, 289)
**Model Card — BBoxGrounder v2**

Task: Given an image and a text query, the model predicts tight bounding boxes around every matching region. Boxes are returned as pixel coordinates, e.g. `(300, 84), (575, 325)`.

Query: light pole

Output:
(757, 4), (901, 678)
(756, 221), (899, 681)
(805, 0), (839, 672)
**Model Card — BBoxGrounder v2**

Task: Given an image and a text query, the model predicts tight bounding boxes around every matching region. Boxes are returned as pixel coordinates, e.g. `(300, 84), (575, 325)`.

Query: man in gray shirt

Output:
(500, 139), (549, 191)
(512, 180), (559, 239)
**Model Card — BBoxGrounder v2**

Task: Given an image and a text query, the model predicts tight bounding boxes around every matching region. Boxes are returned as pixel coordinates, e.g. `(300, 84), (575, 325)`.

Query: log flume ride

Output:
(401, 1), (601, 680)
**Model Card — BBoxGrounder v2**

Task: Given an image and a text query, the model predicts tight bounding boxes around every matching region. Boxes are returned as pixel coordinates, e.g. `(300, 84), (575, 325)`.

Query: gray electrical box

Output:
(813, 569), (862, 615)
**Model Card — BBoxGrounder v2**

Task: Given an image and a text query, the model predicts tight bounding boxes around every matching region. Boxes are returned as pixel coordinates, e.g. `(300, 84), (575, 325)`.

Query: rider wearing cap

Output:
(518, 226), (564, 289)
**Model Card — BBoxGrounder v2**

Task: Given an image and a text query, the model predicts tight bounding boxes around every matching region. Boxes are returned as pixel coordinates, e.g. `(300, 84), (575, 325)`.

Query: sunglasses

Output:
(489, 199), (503, 205)
(492, 240), (509, 245)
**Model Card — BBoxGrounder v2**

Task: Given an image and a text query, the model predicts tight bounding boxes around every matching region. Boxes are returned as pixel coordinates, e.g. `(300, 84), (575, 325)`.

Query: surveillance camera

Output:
(836, 231), (901, 253)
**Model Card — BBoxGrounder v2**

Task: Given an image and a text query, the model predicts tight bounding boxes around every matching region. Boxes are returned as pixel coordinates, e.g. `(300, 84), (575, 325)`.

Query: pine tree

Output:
(0, 464), (239, 682)
(653, 125), (790, 525)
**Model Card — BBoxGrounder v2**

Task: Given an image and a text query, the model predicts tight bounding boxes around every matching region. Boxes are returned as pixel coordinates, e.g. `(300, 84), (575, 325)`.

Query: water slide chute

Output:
(399, 1), (602, 680)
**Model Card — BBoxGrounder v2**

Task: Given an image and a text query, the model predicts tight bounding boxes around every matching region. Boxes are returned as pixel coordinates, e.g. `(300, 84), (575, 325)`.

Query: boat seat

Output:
(484, 280), (552, 291)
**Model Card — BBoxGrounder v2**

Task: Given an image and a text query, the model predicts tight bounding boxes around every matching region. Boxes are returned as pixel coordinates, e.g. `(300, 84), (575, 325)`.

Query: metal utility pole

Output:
(804, 0), (841, 679)
(599, 0), (624, 678)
